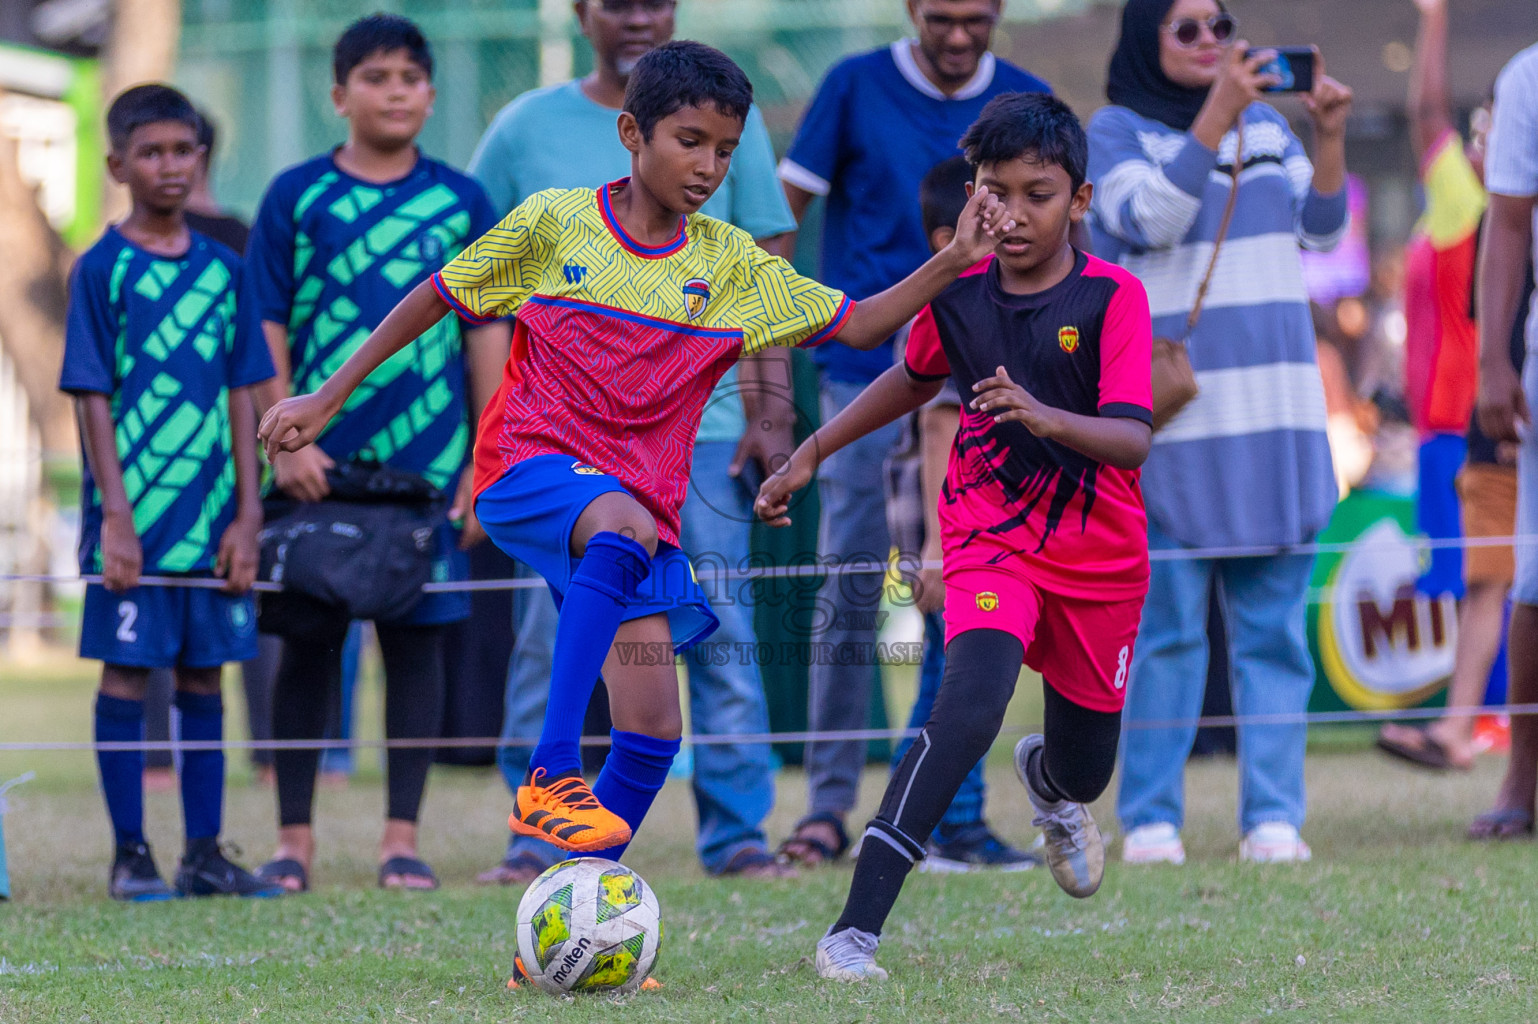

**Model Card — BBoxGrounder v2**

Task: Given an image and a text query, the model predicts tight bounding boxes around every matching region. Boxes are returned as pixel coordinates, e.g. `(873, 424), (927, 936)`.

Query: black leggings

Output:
(877, 628), (1121, 852)
(272, 622), (445, 827)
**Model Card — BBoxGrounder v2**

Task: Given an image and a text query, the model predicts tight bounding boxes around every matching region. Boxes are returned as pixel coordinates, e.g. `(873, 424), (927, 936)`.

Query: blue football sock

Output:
(95, 694), (145, 847)
(530, 533), (652, 777)
(174, 690), (224, 843)
(591, 729), (681, 862)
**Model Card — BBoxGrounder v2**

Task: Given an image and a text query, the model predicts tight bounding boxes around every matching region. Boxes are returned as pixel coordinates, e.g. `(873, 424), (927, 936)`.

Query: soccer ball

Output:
(515, 858), (662, 995)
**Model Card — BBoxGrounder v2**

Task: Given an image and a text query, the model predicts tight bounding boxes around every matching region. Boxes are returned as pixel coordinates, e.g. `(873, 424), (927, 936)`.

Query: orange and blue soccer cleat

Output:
(509, 768), (631, 852)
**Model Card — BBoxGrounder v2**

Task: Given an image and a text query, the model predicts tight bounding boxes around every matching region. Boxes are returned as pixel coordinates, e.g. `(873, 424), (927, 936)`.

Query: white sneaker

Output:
(1013, 735), (1104, 898)
(1122, 823), (1186, 865)
(1240, 822), (1311, 863)
(815, 926), (888, 982)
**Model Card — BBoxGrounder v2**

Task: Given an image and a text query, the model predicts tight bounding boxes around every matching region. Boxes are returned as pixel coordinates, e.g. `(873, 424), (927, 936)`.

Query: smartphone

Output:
(1246, 47), (1315, 93)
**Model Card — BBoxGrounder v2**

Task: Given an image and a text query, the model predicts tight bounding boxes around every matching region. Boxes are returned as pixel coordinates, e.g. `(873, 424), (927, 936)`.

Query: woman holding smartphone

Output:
(1086, 0), (1353, 866)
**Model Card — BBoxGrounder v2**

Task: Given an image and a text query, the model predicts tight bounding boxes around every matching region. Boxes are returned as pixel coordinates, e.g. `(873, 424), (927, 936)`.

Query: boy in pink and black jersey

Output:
(758, 92), (1152, 981)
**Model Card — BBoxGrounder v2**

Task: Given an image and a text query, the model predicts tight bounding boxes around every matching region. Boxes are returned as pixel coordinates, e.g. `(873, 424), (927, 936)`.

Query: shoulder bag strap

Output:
(1182, 118), (1245, 340)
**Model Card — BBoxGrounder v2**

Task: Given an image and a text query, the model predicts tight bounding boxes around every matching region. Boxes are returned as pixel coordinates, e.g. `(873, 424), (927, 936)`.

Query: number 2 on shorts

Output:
(116, 600), (138, 643)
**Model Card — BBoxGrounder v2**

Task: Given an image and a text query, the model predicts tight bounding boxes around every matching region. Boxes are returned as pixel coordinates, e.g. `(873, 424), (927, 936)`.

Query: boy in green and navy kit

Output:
(61, 84), (279, 900)
(244, 14), (504, 892)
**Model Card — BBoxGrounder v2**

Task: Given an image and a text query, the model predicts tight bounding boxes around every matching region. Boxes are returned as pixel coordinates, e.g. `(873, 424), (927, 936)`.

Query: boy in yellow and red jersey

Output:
(260, 41), (1015, 857)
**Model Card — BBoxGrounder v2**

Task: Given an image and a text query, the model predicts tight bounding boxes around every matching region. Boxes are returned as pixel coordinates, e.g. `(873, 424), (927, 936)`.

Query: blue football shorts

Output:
(475, 453), (719, 652)
(80, 578), (259, 669)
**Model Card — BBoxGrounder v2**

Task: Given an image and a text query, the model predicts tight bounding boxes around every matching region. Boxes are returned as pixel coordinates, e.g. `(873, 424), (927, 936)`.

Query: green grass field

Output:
(2, 656), (1536, 1022)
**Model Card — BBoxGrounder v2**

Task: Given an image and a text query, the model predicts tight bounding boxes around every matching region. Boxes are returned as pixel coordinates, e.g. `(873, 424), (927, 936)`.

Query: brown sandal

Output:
(475, 851), (554, 885)
(775, 812), (849, 867)
(1376, 725), (1472, 771)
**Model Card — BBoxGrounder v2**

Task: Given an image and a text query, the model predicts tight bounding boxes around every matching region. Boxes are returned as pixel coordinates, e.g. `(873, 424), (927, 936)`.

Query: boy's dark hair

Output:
(195, 108), (217, 164)
(959, 92), (1089, 191)
(333, 13), (433, 85)
(623, 40), (752, 141)
(920, 156), (973, 239)
(106, 84), (200, 152)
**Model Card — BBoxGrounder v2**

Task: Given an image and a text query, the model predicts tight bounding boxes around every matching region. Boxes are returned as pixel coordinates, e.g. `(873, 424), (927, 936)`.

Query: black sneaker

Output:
(109, 841), (178, 902)
(175, 838), (285, 898)
(922, 822), (1040, 873)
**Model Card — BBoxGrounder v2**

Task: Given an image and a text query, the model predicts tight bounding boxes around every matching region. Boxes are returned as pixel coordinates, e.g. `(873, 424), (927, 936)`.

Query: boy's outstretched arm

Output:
(258, 321), (333, 503)
(259, 280), (451, 459)
(1408, 0), (1452, 166)
(833, 187), (1014, 350)
(756, 364), (943, 527)
(971, 366), (1152, 470)
(76, 394), (141, 592)
(216, 385), (262, 594)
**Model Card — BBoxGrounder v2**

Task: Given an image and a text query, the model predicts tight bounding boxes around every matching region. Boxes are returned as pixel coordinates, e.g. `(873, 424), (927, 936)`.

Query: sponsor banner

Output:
(1308, 491), (1454, 713)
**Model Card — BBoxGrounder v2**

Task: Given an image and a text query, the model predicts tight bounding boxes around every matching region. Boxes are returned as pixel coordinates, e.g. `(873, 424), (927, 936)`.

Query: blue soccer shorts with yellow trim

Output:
(475, 454), (719, 652)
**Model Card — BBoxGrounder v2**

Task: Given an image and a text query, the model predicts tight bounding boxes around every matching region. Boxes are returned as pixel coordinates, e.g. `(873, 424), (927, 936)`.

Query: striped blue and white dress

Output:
(1087, 102), (1348, 550)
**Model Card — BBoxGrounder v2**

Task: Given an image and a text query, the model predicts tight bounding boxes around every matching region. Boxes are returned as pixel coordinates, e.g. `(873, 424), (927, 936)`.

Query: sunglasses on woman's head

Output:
(1165, 13), (1236, 47)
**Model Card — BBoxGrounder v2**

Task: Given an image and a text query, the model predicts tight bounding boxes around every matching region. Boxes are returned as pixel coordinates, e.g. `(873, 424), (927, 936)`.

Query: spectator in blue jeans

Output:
(774, 0), (1050, 866)
(1089, 0), (1352, 865)
(467, 0), (797, 881)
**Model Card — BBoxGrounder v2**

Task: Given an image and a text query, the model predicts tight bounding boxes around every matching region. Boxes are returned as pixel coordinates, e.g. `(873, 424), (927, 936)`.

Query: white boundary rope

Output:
(0, 532), (1527, 753)
(1, 532), (1534, 594)
(0, 703), (1524, 753)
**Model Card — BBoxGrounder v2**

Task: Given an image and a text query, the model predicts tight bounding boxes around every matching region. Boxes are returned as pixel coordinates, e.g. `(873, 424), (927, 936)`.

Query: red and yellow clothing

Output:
(432, 180), (852, 544)
(905, 253), (1152, 603)
(905, 252), (1153, 711)
(1404, 129), (1487, 436)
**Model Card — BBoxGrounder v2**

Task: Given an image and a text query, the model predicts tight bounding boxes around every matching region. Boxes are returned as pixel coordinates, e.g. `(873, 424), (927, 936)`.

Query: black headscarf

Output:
(1106, 0), (1223, 131)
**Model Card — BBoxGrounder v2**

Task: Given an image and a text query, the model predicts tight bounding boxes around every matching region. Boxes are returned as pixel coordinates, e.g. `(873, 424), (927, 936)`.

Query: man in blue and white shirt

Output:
(1469, 40), (1538, 838)
(775, 0), (1049, 868)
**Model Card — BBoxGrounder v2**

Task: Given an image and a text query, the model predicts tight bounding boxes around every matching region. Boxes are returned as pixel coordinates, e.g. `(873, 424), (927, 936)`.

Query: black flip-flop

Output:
(775, 812), (849, 866)
(378, 856), (439, 890)
(254, 857), (309, 893)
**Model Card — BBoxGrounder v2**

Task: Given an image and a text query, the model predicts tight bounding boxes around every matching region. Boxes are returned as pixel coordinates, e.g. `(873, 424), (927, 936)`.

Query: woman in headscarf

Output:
(1087, 0), (1353, 865)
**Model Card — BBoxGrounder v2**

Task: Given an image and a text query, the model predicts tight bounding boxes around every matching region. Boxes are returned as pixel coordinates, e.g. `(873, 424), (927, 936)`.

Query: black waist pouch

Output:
(258, 462), (444, 640)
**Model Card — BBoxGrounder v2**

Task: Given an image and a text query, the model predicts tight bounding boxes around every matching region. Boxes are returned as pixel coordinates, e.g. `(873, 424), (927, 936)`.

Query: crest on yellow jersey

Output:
(683, 278), (710, 321)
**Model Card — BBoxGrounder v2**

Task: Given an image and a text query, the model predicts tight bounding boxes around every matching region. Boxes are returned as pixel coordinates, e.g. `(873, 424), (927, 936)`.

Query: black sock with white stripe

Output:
(830, 629), (1024, 937)
(832, 820), (925, 936)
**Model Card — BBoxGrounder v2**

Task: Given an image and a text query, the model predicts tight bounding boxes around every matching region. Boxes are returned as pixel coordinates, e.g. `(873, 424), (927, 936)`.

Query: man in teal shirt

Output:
(469, 0), (796, 882)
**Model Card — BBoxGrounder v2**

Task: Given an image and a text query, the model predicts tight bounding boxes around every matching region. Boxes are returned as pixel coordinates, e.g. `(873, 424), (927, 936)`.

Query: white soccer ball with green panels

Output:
(515, 858), (662, 995)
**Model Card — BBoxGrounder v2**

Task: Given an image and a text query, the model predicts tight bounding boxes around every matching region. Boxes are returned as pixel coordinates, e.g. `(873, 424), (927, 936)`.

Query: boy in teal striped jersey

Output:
(244, 13), (507, 892)
(62, 84), (279, 901)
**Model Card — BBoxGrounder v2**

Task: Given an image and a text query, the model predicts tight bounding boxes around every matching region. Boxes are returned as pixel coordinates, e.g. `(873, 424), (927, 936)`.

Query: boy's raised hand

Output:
(754, 452), (815, 528)
(947, 185), (1016, 268)
(971, 365), (1061, 437)
(260, 392), (340, 464)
